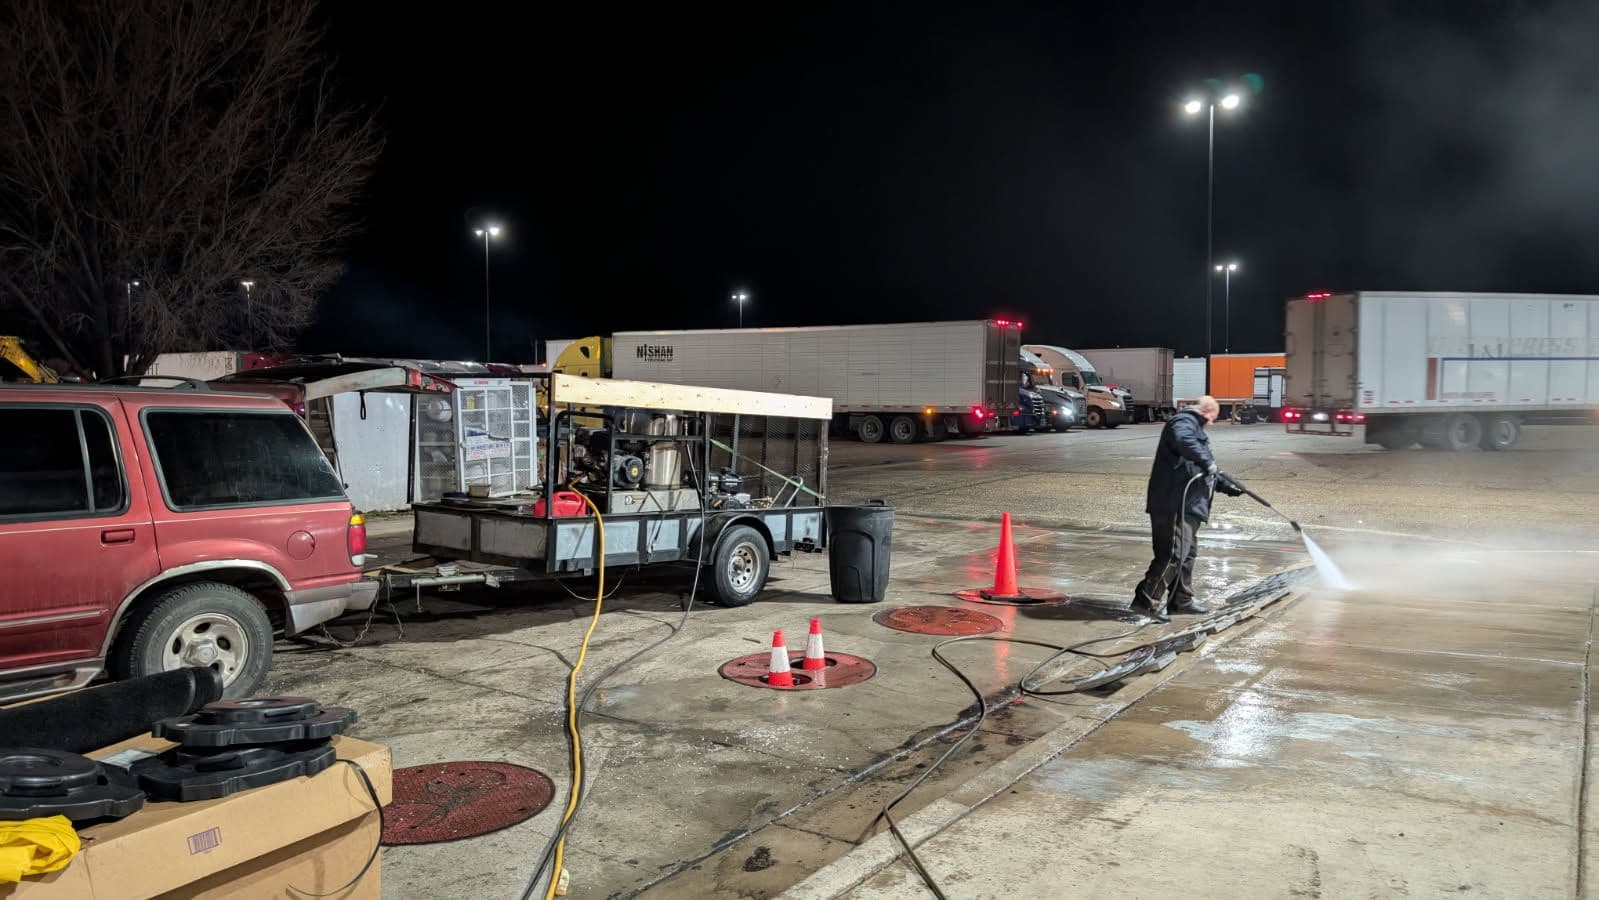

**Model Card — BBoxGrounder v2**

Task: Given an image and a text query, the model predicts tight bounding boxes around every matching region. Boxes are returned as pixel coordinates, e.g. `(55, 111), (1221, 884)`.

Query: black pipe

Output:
(0, 667), (224, 753)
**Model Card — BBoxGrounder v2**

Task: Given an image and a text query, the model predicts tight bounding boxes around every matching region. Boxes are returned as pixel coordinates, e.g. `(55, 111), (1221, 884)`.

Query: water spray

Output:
(1218, 473), (1353, 589)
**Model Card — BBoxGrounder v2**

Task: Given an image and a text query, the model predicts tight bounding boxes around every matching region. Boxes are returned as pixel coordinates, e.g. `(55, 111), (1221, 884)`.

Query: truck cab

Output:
(1020, 351), (1083, 431)
(1011, 376), (1049, 434)
(1023, 345), (1131, 429)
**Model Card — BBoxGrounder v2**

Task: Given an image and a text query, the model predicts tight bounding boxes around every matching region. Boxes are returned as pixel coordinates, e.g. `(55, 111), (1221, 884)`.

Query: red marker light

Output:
(1014, 321), (1024, 329)
(1306, 292), (1333, 301)
(971, 406), (986, 420)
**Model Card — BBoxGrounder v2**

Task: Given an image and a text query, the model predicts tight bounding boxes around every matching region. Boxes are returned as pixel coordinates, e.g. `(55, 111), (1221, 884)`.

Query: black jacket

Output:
(1145, 409), (1240, 520)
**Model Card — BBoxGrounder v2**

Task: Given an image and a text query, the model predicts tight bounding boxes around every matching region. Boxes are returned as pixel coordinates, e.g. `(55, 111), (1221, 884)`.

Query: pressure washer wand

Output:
(1218, 473), (1301, 532)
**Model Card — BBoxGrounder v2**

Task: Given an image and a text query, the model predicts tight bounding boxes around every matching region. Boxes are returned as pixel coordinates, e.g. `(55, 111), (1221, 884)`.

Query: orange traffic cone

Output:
(954, 512), (1068, 606)
(802, 618), (827, 670)
(988, 512), (1021, 598)
(766, 630), (795, 687)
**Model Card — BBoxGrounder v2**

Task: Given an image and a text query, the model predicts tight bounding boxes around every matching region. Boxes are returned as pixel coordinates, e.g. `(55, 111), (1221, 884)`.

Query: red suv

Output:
(0, 383), (374, 700)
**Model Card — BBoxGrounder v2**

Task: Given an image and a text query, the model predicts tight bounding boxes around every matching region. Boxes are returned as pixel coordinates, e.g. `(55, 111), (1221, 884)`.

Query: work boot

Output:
(1141, 598), (1171, 624)
(1170, 598), (1211, 616)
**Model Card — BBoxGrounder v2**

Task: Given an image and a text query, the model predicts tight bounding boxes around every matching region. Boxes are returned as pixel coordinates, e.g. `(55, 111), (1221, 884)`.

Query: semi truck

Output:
(610, 320), (1022, 443)
(1077, 347), (1175, 422)
(1284, 291), (1599, 451)
(1022, 345), (1132, 428)
(1021, 348), (1087, 430)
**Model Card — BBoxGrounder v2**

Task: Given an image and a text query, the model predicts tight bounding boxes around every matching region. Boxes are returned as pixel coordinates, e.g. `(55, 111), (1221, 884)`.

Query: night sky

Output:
(306, 1), (1599, 362)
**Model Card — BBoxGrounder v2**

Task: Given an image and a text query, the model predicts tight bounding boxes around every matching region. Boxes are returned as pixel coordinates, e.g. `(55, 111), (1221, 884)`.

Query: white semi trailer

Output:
(612, 320), (1023, 442)
(1284, 291), (1599, 450)
(1076, 347), (1175, 422)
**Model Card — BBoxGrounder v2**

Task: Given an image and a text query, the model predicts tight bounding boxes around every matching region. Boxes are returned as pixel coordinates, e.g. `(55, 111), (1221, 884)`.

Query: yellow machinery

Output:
(0, 336), (58, 383)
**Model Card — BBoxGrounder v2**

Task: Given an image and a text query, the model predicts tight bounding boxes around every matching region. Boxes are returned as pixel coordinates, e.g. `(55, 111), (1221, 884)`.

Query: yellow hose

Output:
(547, 492), (604, 900)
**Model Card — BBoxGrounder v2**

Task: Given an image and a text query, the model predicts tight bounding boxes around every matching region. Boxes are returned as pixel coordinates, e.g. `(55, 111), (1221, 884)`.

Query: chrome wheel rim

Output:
(163, 613), (249, 686)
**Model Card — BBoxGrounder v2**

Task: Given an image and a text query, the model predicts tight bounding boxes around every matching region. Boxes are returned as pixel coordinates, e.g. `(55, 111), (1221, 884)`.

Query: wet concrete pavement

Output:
(291, 422), (1599, 897)
(275, 515), (1304, 898)
(810, 548), (1597, 899)
(828, 422), (1599, 547)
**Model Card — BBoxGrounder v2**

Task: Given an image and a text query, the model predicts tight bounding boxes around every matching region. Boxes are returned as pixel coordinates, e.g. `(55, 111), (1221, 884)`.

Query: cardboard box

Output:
(4, 736), (390, 899)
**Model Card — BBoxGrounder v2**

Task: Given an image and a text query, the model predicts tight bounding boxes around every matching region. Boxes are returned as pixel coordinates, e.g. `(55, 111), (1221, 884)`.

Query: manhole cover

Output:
(954, 586), (1069, 607)
(382, 761), (554, 845)
(873, 605), (1004, 636)
(718, 652), (877, 690)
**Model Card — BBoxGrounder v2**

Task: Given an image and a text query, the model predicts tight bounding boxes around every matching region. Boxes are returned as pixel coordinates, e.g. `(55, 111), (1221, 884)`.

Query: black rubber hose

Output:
(0, 667), (224, 753)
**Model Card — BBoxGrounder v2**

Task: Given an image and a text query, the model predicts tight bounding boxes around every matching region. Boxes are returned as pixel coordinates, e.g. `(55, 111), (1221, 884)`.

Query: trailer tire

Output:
(1374, 429), (1417, 451)
(708, 525), (769, 607)
(889, 416), (918, 444)
(1479, 414), (1520, 451)
(1086, 408), (1104, 429)
(856, 415), (886, 444)
(1423, 413), (1481, 451)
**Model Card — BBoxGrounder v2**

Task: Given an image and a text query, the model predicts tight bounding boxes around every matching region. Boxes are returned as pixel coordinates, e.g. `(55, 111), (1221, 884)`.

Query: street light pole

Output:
(239, 280), (254, 349)
(1214, 262), (1238, 353)
(732, 291), (749, 328)
(125, 280), (140, 351)
(1184, 90), (1242, 382)
(473, 225), (502, 361)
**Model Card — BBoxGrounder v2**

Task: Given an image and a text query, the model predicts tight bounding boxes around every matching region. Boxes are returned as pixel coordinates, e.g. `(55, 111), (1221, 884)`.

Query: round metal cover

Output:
(382, 761), (555, 845)
(873, 605), (1005, 636)
(718, 652), (877, 690)
(954, 586), (1068, 607)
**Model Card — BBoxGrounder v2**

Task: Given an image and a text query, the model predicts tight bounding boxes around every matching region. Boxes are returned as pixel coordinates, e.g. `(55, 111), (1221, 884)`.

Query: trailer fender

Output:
(690, 514), (778, 563)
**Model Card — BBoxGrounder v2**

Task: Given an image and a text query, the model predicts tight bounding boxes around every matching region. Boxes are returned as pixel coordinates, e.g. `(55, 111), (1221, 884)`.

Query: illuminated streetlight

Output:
(125, 280), (141, 347)
(240, 280), (255, 348)
(473, 225), (503, 360)
(732, 291), (750, 328)
(1214, 262), (1240, 352)
(1181, 86), (1247, 378)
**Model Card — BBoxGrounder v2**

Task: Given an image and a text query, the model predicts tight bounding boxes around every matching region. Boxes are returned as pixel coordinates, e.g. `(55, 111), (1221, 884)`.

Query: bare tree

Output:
(0, 0), (381, 378)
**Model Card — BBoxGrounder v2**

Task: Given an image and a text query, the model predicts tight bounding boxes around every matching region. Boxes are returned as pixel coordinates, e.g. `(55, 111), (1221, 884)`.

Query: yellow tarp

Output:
(0, 816), (79, 883)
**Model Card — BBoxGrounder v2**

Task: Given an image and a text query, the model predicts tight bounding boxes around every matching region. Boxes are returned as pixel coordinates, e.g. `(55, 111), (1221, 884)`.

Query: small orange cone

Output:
(766, 630), (795, 687)
(989, 512), (1020, 597)
(802, 618), (827, 670)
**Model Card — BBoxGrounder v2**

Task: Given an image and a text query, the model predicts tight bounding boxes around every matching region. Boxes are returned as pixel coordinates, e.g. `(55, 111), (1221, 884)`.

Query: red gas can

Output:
(531, 490), (589, 517)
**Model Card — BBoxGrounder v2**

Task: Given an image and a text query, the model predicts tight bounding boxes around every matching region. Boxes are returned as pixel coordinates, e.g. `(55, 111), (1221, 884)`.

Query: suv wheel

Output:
(111, 582), (273, 698)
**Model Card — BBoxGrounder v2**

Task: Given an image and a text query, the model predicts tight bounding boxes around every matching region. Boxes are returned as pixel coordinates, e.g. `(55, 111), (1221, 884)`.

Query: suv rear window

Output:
(0, 407), (125, 519)
(145, 410), (344, 509)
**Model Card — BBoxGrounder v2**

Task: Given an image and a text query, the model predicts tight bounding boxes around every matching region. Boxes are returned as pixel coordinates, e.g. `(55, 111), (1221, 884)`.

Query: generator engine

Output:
(575, 429), (646, 489)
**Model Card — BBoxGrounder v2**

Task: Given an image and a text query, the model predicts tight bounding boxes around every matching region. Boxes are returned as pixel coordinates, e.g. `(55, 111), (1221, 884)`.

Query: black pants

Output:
(1135, 512), (1200, 608)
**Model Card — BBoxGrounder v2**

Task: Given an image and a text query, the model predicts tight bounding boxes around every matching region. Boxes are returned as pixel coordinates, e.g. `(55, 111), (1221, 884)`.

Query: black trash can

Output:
(826, 501), (894, 604)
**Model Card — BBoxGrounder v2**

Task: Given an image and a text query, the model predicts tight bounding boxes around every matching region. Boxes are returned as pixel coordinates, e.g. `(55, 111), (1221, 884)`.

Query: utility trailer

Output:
(1284, 291), (1599, 450)
(390, 374), (837, 607)
(611, 320), (1022, 443)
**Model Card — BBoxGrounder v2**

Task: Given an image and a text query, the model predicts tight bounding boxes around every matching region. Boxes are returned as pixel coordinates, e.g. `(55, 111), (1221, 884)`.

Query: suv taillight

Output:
(348, 512), (368, 565)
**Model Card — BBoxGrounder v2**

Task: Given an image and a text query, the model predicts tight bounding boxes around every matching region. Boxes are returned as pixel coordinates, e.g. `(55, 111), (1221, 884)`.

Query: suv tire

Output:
(110, 582), (273, 698)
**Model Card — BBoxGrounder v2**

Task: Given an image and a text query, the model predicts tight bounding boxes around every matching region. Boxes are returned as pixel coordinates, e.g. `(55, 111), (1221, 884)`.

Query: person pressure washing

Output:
(1132, 395), (1244, 623)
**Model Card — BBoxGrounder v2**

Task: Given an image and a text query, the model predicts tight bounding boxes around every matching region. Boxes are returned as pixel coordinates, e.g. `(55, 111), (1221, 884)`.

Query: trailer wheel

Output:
(1374, 428), (1417, 451)
(1423, 413), (1481, 451)
(708, 525), (769, 607)
(1479, 414), (1520, 451)
(1086, 408), (1103, 429)
(889, 415), (918, 444)
(856, 415), (886, 443)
